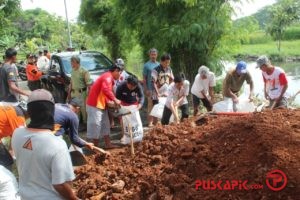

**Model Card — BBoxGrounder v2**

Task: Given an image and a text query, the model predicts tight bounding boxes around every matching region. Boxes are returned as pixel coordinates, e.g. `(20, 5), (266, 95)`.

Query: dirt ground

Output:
(73, 109), (300, 200)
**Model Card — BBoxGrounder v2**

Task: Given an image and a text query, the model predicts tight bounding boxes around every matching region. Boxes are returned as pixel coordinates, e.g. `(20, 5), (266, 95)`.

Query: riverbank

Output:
(232, 39), (300, 62)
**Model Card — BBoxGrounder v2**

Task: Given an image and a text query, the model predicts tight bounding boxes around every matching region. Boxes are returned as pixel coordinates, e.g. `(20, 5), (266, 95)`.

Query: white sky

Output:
(21, 0), (277, 21)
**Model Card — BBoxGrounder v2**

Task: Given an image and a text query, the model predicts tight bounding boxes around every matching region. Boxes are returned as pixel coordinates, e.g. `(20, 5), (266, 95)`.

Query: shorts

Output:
(192, 95), (212, 111)
(86, 105), (110, 139)
(268, 97), (288, 108)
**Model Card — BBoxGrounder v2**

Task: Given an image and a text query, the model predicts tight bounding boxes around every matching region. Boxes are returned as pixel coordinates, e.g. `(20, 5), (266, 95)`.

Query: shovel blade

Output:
(70, 151), (87, 166)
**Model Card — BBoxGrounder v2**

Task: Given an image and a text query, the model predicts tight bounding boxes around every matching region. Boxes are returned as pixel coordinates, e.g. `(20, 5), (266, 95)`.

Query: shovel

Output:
(69, 145), (87, 166)
(108, 107), (132, 118)
(92, 146), (111, 156)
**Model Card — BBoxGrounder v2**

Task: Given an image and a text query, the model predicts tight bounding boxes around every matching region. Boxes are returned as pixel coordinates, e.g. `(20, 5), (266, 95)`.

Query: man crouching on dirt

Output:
(223, 61), (254, 112)
(86, 64), (122, 149)
(12, 89), (78, 200)
(54, 97), (94, 150)
(256, 55), (288, 109)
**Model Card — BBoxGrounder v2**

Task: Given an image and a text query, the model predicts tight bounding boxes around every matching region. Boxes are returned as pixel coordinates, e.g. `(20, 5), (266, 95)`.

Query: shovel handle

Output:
(128, 124), (135, 156)
(92, 146), (110, 155)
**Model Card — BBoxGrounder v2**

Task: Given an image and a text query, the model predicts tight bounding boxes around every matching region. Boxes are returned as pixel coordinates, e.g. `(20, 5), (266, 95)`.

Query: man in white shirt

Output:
(161, 74), (189, 125)
(37, 50), (49, 73)
(191, 66), (216, 116)
(12, 89), (78, 200)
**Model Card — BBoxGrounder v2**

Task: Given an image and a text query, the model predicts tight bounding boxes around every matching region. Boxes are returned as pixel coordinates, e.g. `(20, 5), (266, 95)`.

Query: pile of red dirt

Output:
(73, 109), (300, 200)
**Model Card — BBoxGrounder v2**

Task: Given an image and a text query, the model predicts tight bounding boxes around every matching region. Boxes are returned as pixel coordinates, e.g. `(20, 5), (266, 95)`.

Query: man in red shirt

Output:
(86, 65), (122, 148)
(256, 55), (288, 109)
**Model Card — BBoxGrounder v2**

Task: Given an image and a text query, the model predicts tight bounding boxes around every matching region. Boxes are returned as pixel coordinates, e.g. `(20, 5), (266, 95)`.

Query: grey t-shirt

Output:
(0, 63), (19, 102)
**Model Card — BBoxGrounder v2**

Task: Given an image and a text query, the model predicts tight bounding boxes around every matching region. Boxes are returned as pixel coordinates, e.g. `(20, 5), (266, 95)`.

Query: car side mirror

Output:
(50, 64), (60, 73)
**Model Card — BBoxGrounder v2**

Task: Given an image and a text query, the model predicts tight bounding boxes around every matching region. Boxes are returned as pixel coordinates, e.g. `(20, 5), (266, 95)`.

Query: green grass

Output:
(233, 39), (300, 57)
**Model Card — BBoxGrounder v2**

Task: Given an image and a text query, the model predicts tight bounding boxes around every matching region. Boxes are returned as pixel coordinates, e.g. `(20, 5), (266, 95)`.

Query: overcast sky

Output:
(21, 0), (277, 21)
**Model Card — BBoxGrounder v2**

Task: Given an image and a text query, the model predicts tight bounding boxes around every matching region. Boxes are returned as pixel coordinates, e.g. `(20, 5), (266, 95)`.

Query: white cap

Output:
(198, 65), (209, 75)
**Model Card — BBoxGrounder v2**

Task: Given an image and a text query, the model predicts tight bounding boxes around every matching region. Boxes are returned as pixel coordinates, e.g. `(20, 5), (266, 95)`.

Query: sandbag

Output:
(150, 97), (167, 119)
(213, 98), (255, 112)
(150, 97), (174, 121)
(120, 105), (143, 145)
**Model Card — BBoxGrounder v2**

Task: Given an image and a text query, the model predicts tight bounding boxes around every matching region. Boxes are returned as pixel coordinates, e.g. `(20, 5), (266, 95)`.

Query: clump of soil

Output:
(73, 109), (300, 200)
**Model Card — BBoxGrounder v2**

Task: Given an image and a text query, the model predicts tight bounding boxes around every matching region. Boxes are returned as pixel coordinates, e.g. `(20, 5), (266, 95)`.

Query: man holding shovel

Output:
(53, 97), (94, 150)
(161, 74), (189, 125)
(257, 55), (288, 109)
(191, 65), (216, 116)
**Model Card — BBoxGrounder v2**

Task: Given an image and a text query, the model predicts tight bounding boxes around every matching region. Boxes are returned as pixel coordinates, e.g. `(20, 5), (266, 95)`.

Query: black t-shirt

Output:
(0, 63), (18, 102)
(116, 81), (144, 106)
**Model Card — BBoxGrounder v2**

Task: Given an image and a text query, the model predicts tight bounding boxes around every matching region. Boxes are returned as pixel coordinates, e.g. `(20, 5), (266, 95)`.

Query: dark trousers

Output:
(161, 104), (189, 125)
(0, 143), (13, 169)
(28, 80), (42, 91)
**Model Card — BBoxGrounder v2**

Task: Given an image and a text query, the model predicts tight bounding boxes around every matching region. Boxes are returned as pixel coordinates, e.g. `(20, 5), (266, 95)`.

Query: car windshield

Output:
(61, 53), (112, 74)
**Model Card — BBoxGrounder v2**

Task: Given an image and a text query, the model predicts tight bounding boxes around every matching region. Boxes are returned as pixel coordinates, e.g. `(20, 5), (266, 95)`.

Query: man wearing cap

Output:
(0, 48), (30, 103)
(0, 104), (27, 170)
(223, 61), (254, 112)
(54, 97), (94, 150)
(68, 55), (92, 130)
(256, 55), (288, 109)
(26, 53), (43, 91)
(191, 65), (216, 116)
(12, 89), (78, 200)
(143, 48), (159, 127)
(86, 65), (122, 148)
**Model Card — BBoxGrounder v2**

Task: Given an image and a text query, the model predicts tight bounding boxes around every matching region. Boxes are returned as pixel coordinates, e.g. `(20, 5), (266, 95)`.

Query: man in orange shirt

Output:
(0, 104), (26, 169)
(26, 54), (43, 91)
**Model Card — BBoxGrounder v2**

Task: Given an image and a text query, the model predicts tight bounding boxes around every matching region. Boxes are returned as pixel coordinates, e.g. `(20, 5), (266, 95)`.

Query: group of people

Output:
(0, 45), (291, 199)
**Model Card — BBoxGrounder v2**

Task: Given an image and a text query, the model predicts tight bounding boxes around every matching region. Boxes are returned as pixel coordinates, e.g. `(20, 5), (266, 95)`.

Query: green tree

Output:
(116, 0), (238, 79)
(266, 0), (300, 52)
(0, 0), (20, 51)
(79, 0), (123, 59)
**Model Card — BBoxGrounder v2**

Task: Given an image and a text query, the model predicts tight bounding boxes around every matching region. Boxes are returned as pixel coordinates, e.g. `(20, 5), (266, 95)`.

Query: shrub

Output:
(283, 25), (300, 40)
(248, 31), (272, 44)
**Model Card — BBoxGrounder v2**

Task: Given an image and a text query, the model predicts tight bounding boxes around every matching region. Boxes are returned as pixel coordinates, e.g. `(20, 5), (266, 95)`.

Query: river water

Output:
(222, 61), (300, 105)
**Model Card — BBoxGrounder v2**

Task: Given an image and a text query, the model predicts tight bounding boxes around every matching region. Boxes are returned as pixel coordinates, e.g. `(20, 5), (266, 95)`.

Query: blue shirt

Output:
(54, 104), (86, 147)
(143, 60), (159, 90)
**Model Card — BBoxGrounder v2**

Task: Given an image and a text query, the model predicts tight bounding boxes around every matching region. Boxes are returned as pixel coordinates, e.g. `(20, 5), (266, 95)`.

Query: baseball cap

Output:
(236, 61), (247, 74)
(256, 55), (270, 68)
(198, 65), (209, 75)
(27, 89), (55, 104)
(69, 97), (83, 107)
